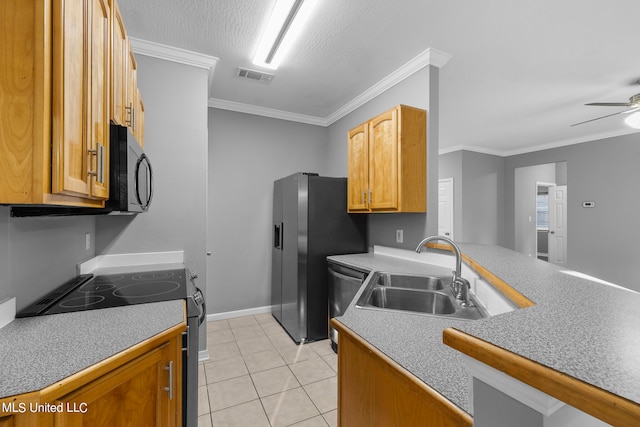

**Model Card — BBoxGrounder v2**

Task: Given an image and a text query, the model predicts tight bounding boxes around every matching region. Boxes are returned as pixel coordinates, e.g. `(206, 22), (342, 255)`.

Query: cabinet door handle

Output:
(164, 361), (174, 400)
(98, 143), (104, 184)
(87, 144), (105, 184)
(368, 190), (372, 204)
(88, 149), (98, 179)
(125, 102), (133, 127)
(361, 191), (366, 205)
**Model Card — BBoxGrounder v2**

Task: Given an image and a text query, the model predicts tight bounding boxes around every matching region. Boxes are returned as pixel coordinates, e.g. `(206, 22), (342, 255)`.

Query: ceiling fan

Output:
(571, 93), (640, 126)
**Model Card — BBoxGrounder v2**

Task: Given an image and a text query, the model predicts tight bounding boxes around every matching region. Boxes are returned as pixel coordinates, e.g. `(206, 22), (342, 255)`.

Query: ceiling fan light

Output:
(624, 111), (640, 129)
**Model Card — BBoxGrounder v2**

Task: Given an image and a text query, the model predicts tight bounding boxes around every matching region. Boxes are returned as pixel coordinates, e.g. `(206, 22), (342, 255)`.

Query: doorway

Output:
(535, 182), (554, 261)
(514, 162), (567, 266)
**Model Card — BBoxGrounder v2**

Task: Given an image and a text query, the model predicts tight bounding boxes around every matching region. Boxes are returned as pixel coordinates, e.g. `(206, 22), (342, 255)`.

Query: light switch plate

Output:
(396, 229), (403, 243)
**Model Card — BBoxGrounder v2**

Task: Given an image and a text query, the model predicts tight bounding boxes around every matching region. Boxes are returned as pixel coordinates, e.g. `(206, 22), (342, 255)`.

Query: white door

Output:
(438, 178), (454, 239)
(548, 185), (567, 265)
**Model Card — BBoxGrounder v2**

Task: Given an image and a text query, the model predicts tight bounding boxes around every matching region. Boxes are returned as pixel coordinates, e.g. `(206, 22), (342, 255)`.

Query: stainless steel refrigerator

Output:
(271, 173), (367, 343)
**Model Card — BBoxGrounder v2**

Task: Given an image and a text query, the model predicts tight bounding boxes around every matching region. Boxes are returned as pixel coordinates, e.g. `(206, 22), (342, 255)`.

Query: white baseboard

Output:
(206, 305), (272, 322)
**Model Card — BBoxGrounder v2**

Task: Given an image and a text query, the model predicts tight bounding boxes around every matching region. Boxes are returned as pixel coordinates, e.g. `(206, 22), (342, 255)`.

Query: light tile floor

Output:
(198, 313), (338, 427)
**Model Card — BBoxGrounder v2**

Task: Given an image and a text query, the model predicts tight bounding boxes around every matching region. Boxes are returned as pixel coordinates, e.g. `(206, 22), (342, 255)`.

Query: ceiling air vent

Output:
(236, 67), (274, 83)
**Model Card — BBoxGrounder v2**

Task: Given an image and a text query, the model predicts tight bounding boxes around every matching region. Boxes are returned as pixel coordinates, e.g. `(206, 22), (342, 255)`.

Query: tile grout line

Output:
(203, 314), (337, 426)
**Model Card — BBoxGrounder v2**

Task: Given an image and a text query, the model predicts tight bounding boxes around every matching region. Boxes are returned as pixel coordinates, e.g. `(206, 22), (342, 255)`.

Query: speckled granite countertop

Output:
(329, 244), (640, 415)
(0, 299), (184, 398)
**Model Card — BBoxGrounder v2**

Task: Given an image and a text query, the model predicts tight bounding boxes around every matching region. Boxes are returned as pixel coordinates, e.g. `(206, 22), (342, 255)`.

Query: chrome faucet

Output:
(415, 235), (472, 307)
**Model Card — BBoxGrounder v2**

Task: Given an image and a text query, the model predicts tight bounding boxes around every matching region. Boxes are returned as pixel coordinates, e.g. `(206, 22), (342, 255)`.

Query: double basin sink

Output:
(356, 272), (489, 320)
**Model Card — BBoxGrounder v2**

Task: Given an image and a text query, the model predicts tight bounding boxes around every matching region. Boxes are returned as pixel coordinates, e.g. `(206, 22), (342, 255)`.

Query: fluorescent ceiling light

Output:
(624, 111), (640, 129)
(253, 0), (317, 70)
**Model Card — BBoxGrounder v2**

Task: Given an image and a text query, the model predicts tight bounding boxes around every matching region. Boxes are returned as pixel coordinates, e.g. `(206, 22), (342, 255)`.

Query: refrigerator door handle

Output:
(279, 222), (284, 250)
(274, 224), (281, 249)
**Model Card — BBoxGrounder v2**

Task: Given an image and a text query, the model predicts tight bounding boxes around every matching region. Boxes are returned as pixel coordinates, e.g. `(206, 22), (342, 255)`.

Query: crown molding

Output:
(439, 144), (506, 157)
(501, 128), (640, 156)
(440, 127), (640, 157)
(129, 37), (219, 96)
(209, 47), (451, 127)
(208, 98), (327, 126)
(325, 47), (452, 125)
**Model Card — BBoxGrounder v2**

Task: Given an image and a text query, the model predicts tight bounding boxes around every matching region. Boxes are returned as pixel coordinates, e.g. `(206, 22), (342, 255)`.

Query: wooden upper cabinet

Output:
(110, 0), (127, 126)
(124, 43), (144, 147)
(0, 0), (110, 207)
(347, 105), (427, 213)
(135, 89), (145, 147)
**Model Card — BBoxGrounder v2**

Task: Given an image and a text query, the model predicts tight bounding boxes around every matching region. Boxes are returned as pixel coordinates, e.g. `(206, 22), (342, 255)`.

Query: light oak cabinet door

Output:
(88, 0), (110, 200)
(110, 0), (127, 126)
(52, 0), (110, 201)
(346, 105), (426, 213)
(51, 0), (92, 198)
(369, 108), (398, 210)
(134, 88), (145, 148)
(54, 335), (181, 427)
(347, 124), (369, 211)
(333, 320), (472, 427)
(124, 43), (144, 147)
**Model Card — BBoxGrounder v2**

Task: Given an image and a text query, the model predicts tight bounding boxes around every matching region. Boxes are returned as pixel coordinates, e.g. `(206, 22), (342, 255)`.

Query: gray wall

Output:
(207, 109), (329, 314)
(95, 56), (209, 347)
(96, 55), (208, 271)
(0, 207), (96, 311)
(439, 150), (505, 245)
(325, 66), (439, 250)
(440, 132), (639, 291)
(504, 133), (640, 290)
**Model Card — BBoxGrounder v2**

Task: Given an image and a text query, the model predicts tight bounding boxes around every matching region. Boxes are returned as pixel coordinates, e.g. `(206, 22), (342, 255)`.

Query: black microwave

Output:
(108, 124), (153, 213)
(10, 125), (153, 217)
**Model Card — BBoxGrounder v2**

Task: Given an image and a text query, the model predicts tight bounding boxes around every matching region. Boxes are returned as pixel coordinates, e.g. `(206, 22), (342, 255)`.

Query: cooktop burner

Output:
(17, 268), (191, 317)
(112, 281), (182, 298)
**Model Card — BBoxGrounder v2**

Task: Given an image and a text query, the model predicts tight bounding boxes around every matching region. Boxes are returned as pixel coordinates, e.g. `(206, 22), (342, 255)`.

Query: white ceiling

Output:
(118, 0), (640, 155)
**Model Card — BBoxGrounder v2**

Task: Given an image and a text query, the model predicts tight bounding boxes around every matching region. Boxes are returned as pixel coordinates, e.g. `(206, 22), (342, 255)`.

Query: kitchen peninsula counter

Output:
(330, 243), (640, 424)
(0, 300), (184, 399)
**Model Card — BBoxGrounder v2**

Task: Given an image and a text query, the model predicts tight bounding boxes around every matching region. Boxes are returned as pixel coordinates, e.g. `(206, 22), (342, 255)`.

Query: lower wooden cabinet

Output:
(0, 322), (184, 427)
(54, 339), (179, 427)
(332, 319), (472, 427)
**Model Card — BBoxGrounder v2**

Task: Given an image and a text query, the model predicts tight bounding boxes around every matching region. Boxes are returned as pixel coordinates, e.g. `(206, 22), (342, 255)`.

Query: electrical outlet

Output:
(396, 229), (403, 243)
(85, 232), (91, 251)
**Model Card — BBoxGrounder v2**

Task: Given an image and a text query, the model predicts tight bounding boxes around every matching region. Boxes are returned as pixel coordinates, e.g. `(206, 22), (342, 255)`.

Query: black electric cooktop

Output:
(17, 268), (190, 317)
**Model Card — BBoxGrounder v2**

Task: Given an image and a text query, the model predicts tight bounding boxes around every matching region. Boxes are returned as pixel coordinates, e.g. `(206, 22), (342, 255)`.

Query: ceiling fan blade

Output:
(570, 107), (640, 127)
(585, 102), (633, 107)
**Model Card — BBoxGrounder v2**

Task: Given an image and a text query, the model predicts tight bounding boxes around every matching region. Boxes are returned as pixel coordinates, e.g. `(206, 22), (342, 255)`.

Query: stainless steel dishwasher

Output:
(328, 261), (369, 352)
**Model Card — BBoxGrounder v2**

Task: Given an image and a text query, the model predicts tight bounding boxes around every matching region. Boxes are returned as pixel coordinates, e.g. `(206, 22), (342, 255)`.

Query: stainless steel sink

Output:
(367, 287), (456, 314)
(373, 272), (447, 291)
(355, 272), (489, 320)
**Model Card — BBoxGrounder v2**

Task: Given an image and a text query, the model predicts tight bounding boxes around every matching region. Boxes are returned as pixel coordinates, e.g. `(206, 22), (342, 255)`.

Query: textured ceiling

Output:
(118, 0), (640, 154)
